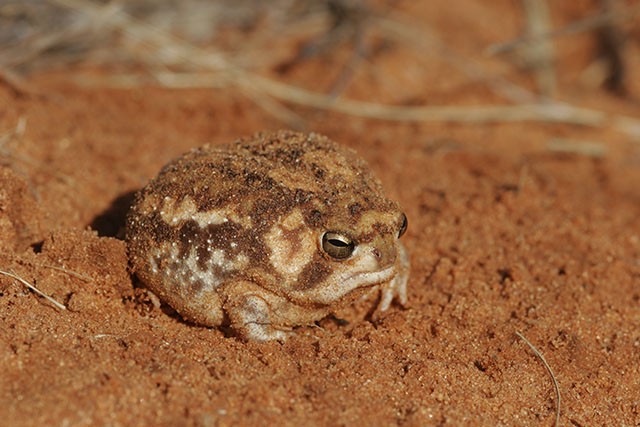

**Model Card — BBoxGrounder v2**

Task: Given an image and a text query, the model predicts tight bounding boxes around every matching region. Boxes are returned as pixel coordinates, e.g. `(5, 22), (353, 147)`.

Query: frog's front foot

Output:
(377, 242), (410, 312)
(227, 294), (292, 342)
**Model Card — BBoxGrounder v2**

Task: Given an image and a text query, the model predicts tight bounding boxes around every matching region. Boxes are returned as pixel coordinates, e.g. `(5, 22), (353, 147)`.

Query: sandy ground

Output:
(1, 1), (639, 426)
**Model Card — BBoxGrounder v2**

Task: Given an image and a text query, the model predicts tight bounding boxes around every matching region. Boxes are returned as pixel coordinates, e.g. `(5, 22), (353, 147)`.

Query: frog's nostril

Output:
(372, 248), (382, 258)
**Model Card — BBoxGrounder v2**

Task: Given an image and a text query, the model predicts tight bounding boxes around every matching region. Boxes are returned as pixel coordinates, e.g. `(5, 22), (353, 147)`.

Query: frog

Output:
(125, 130), (409, 341)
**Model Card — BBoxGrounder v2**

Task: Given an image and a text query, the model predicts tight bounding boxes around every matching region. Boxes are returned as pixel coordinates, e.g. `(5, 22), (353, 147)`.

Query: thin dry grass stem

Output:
(40, 264), (93, 283)
(515, 331), (561, 427)
(0, 116), (27, 148)
(517, 164), (529, 194)
(234, 73), (606, 124)
(547, 138), (607, 157)
(239, 83), (306, 129)
(327, 36), (367, 99)
(0, 269), (66, 310)
(0, 68), (33, 96)
(521, 0), (556, 96)
(0, 117), (35, 169)
(487, 3), (640, 55)
(236, 72), (640, 137)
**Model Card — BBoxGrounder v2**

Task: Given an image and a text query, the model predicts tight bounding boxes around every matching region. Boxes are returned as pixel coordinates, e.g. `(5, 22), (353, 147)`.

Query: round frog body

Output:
(126, 130), (409, 341)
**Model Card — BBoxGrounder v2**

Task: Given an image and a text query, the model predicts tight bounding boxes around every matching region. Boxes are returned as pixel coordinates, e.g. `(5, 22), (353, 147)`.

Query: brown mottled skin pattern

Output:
(126, 130), (408, 340)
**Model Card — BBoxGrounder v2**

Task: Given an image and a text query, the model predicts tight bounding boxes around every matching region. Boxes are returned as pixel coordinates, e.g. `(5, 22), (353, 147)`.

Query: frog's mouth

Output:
(343, 266), (396, 290)
(306, 264), (397, 305)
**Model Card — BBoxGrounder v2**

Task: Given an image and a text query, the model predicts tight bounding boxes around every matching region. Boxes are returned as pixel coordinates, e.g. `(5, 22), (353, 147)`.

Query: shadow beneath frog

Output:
(90, 190), (137, 238)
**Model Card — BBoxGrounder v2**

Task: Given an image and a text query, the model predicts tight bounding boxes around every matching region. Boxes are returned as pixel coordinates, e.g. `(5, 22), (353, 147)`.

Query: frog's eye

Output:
(322, 232), (355, 259)
(398, 213), (408, 238)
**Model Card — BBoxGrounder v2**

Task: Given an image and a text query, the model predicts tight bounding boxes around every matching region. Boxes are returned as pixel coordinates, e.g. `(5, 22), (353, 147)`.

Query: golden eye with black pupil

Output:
(398, 213), (408, 238)
(322, 232), (355, 259)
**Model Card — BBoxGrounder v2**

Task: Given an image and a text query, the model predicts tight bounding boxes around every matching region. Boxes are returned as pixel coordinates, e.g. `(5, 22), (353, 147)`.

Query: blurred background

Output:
(2, 0), (640, 131)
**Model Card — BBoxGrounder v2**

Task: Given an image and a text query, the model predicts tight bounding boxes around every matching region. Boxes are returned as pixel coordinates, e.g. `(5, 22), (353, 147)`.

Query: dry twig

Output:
(76, 70), (640, 133)
(547, 138), (607, 157)
(487, 3), (640, 55)
(515, 331), (561, 427)
(39, 264), (93, 283)
(0, 269), (66, 310)
(0, 116), (26, 150)
(520, 0), (556, 96)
